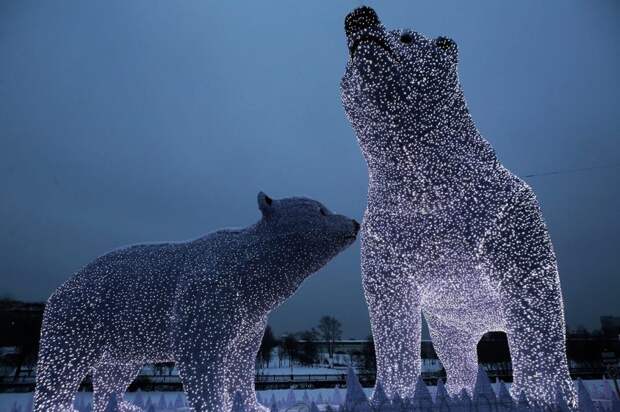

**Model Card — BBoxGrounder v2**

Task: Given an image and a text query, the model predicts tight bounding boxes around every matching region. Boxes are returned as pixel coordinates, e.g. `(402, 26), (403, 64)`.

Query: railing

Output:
(0, 365), (612, 392)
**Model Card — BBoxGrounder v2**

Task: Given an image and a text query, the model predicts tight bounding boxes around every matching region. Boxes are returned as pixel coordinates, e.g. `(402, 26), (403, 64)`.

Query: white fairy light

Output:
(34, 192), (359, 412)
(340, 6), (576, 407)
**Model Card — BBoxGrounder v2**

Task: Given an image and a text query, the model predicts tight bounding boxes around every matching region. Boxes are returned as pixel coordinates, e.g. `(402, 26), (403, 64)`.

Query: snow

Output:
(1, 378), (617, 412)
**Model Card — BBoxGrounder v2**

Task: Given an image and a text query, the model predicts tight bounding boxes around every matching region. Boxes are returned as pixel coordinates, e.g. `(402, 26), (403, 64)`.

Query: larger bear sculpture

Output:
(340, 6), (576, 407)
(34, 192), (359, 412)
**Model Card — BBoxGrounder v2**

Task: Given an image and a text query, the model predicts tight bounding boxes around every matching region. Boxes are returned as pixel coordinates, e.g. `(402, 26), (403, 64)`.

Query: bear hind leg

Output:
(426, 313), (479, 397)
(487, 189), (576, 406)
(91, 362), (142, 412)
(500, 275), (576, 407)
(33, 335), (98, 412)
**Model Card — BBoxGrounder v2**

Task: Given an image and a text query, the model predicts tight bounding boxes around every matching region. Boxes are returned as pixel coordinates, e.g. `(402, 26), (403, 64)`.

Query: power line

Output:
(523, 163), (620, 179)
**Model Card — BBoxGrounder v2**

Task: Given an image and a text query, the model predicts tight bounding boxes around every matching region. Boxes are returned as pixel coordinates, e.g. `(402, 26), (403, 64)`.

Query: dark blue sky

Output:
(1, 1), (618, 338)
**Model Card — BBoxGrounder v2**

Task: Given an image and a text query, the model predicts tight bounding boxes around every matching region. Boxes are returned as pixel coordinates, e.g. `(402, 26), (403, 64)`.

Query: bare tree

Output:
(318, 315), (342, 360)
(257, 325), (278, 369)
(281, 334), (300, 371)
(298, 329), (319, 367)
(361, 335), (376, 372)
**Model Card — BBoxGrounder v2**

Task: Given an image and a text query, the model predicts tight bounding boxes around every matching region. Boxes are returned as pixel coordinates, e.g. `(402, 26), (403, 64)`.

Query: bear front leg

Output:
(485, 189), (576, 407)
(361, 237), (422, 399)
(172, 285), (237, 412)
(174, 337), (231, 412)
(425, 313), (479, 397)
(226, 316), (269, 412)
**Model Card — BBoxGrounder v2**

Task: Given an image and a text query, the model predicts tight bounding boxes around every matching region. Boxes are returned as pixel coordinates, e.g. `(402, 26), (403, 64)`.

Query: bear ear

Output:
(436, 36), (458, 64)
(257, 191), (273, 217)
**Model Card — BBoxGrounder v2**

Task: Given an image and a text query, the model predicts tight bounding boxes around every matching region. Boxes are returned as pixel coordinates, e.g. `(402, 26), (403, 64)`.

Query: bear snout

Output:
(345, 6), (380, 38)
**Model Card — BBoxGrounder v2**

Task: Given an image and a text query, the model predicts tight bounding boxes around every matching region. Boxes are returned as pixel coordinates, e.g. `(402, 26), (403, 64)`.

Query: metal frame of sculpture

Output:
(340, 6), (576, 407)
(34, 193), (359, 412)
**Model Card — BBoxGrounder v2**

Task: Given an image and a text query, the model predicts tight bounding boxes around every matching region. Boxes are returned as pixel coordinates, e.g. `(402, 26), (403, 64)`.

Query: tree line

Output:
(256, 315), (377, 372)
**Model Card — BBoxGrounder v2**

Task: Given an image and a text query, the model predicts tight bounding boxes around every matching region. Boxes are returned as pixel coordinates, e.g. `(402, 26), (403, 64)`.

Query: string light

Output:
(341, 6), (576, 407)
(34, 192), (359, 412)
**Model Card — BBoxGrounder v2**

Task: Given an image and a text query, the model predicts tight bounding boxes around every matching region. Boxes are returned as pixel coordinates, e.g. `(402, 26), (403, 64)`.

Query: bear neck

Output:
(361, 87), (498, 193)
(242, 222), (319, 312)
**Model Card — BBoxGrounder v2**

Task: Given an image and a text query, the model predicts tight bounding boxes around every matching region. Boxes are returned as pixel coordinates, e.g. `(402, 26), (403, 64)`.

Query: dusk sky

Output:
(1, 1), (618, 338)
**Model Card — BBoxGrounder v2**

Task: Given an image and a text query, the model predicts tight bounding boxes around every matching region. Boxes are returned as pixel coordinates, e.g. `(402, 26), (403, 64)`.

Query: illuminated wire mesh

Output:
(34, 193), (358, 412)
(340, 6), (576, 407)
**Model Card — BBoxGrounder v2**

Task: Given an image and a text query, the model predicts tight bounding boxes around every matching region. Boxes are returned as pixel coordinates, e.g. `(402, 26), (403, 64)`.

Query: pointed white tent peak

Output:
(414, 375), (432, 400)
(303, 390), (311, 403)
(612, 394), (620, 412)
(516, 390), (529, 411)
(345, 366), (370, 410)
(157, 393), (167, 409)
(371, 380), (389, 408)
(436, 379), (450, 404)
(309, 401), (321, 412)
(25, 396), (33, 412)
(497, 379), (513, 405)
(577, 379), (596, 412)
(286, 388), (297, 407)
(494, 377), (501, 398)
(473, 365), (496, 402)
(133, 390), (145, 408)
(174, 393), (185, 408)
(331, 387), (343, 406)
(392, 392), (404, 407)
(604, 377), (620, 401)
(412, 375), (433, 410)
(104, 394), (120, 412)
(556, 387), (572, 412)
(460, 387), (472, 407)
(74, 393), (85, 411)
(144, 395), (153, 409)
(231, 391), (246, 412)
(317, 392), (325, 405)
(270, 399), (279, 412)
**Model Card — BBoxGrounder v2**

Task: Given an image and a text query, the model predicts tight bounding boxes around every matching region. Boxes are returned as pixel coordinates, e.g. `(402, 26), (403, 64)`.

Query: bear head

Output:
(341, 6), (463, 159)
(256, 192), (359, 277)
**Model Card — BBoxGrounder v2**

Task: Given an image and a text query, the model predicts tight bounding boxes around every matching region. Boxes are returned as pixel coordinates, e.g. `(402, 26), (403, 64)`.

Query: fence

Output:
(0, 364), (611, 393)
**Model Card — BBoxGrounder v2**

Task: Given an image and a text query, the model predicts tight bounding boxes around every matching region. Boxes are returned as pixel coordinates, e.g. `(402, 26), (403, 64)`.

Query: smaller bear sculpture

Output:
(34, 192), (359, 412)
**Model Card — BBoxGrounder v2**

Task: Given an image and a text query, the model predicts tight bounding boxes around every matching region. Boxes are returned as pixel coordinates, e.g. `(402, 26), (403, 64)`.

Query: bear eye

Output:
(400, 32), (413, 44)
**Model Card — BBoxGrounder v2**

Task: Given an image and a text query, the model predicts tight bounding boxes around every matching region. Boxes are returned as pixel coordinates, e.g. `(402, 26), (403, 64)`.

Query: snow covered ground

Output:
(1, 378), (617, 412)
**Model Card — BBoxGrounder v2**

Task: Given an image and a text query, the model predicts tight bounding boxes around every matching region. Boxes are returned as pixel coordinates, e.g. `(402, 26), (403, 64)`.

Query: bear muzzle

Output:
(345, 6), (380, 38)
(345, 7), (395, 62)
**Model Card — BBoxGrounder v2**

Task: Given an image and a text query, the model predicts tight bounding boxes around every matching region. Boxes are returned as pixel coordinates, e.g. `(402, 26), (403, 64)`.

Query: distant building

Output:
(601, 316), (620, 337)
(0, 299), (44, 349)
(0, 299), (45, 379)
